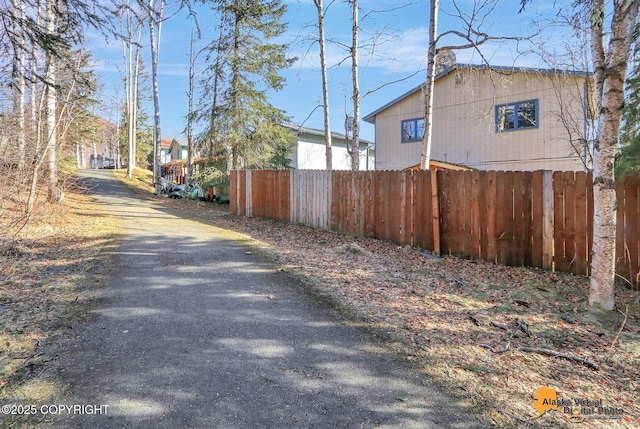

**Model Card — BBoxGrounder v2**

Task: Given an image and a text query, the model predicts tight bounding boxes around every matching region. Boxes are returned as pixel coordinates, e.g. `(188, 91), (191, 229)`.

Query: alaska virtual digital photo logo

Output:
(533, 386), (627, 422)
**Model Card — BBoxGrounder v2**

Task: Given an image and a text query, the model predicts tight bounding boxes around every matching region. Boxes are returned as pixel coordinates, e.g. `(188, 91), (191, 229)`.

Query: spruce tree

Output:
(199, 0), (296, 171)
(616, 43), (640, 179)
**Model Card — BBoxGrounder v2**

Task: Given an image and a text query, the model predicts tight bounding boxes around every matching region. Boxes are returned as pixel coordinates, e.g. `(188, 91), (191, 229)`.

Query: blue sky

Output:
(87, 0), (572, 143)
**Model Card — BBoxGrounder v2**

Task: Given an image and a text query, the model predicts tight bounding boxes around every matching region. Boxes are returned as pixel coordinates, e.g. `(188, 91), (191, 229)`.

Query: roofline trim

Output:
(362, 64), (591, 123)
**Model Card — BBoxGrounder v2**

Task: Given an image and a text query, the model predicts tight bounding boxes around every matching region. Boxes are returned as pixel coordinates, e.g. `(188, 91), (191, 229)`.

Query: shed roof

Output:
(283, 124), (374, 146)
(160, 138), (173, 149)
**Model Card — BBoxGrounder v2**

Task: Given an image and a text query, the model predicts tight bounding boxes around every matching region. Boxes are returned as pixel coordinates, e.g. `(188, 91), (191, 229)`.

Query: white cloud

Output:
(157, 62), (190, 77)
(292, 27), (428, 74)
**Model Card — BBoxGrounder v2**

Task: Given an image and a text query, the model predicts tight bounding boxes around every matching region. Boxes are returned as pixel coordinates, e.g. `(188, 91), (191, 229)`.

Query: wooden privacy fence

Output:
(231, 169), (640, 288)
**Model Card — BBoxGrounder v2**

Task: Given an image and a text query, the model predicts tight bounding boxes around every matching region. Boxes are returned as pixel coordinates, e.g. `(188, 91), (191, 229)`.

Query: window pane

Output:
(402, 120), (417, 142)
(517, 101), (536, 128)
(402, 121), (412, 141)
(416, 119), (424, 140)
(497, 105), (515, 131)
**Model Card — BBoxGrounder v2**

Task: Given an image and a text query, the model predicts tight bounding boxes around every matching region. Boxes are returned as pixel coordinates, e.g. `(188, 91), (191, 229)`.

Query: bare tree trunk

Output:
(122, 3), (143, 179)
(122, 8), (133, 177)
(27, 89), (46, 213)
(229, 9), (242, 174)
(350, 0), (360, 171)
(132, 39), (141, 170)
(11, 0), (27, 172)
(29, 5), (39, 158)
(421, 0), (438, 170)
(589, 0), (639, 310)
(186, 28), (196, 187)
(125, 38), (134, 177)
(208, 21), (225, 159)
(149, 0), (165, 194)
(314, 0), (332, 170)
(26, 3), (43, 214)
(45, 0), (61, 202)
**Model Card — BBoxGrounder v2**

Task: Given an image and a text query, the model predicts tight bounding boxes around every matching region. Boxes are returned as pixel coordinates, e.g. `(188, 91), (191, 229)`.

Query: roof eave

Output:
(362, 64), (591, 121)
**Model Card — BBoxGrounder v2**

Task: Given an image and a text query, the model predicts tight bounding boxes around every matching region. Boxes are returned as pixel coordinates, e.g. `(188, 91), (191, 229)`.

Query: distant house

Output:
(159, 137), (190, 163)
(169, 138), (188, 161)
(284, 125), (374, 170)
(363, 64), (595, 171)
(160, 138), (172, 164)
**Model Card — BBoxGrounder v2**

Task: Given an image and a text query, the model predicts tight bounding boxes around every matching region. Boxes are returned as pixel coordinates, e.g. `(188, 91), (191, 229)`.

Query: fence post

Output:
(542, 170), (554, 270)
(400, 170), (408, 245)
(431, 169), (441, 255)
(246, 170), (252, 217)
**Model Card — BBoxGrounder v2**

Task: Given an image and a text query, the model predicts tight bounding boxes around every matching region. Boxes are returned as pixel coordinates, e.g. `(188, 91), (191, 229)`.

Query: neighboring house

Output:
(169, 138), (188, 161)
(160, 138), (172, 164)
(363, 64), (595, 172)
(284, 125), (375, 170)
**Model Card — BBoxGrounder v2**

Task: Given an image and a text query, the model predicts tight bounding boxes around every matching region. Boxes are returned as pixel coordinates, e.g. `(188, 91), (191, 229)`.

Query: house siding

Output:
(371, 68), (590, 171)
(373, 92), (424, 170)
(289, 133), (374, 170)
(292, 138), (354, 170)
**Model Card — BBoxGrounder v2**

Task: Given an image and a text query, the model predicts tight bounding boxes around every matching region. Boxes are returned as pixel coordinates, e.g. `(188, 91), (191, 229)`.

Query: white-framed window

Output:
(401, 118), (424, 143)
(495, 99), (538, 132)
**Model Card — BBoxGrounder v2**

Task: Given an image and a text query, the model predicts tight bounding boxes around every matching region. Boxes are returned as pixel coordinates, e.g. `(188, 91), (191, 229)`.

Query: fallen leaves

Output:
(197, 213), (639, 429)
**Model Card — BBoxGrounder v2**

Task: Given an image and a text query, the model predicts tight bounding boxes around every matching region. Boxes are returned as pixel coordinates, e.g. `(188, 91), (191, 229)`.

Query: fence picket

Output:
(624, 175), (639, 287)
(532, 171), (544, 268)
(553, 171), (566, 272)
(485, 171), (497, 262)
(512, 172), (526, 266)
(471, 171), (481, 259)
(574, 172), (589, 275)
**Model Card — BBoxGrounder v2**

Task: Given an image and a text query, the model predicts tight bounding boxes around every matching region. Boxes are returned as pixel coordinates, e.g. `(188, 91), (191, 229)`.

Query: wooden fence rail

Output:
(230, 169), (639, 289)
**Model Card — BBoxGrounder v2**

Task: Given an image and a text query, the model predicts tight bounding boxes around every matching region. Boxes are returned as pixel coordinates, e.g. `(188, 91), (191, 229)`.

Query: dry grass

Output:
(120, 168), (639, 429)
(0, 173), (119, 426)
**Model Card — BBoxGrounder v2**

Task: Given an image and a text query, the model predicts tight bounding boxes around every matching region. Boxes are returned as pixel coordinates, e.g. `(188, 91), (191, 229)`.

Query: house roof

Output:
(161, 138), (173, 149)
(283, 124), (374, 147)
(407, 161), (471, 171)
(362, 64), (591, 123)
(169, 139), (188, 150)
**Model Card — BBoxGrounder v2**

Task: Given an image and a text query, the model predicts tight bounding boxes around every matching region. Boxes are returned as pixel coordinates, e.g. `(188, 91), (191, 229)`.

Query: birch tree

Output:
(421, 0), (537, 169)
(45, 0), (62, 202)
(10, 0), (27, 171)
(314, 0), (332, 170)
(422, 0), (439, 170)
(147, 0), (165, 194)
(520, 0), (639, 310)
(1, 0), (110, 220)
(120, 1), (143, 177)
(349, 0), (360, 171)
(587, 0), (638, 310)
(186, 27), (198, 187)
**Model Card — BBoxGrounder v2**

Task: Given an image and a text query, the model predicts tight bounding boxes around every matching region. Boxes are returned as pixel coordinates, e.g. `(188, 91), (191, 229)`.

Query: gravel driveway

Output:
(46, 169), (485, 428)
